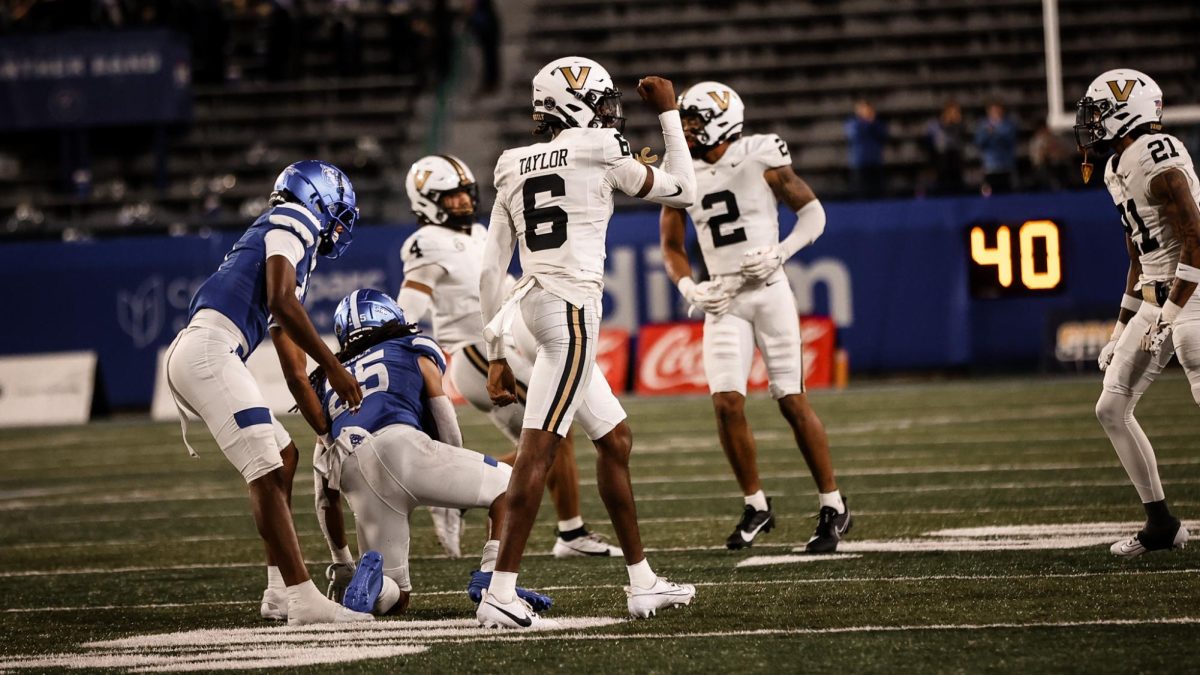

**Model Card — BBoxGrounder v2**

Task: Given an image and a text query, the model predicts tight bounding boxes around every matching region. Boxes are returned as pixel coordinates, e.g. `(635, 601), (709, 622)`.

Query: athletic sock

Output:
(557, 516), (585, 533)
(627, 558), (657, 590)
(1143, 498), (1175, 527)
(744, 490), (769, 512)
(480, 540), (500, 573)
(488, 571), (518, 604)
(334, 546), (355, 566)
(285, 580), (327, 609)
(819, 490), (845, 514)
(266, 566), (284, 591)
(558, 526), (589, 541)
(374, 576), (401, 614)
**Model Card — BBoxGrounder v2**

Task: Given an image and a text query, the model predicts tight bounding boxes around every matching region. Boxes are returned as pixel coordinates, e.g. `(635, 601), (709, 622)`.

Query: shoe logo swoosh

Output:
(740, 516), (772, 542)
(666, 186), (683, 198)
(486, 601), (532, 627)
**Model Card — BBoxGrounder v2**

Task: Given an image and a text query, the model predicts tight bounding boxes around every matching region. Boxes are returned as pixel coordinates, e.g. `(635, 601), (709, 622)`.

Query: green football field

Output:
(2, 374), (1198, 673)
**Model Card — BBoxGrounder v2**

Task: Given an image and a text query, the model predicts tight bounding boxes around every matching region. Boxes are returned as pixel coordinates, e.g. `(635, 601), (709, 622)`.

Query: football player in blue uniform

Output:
(164, 160), (372, 626)
(293, 290), (550, 619)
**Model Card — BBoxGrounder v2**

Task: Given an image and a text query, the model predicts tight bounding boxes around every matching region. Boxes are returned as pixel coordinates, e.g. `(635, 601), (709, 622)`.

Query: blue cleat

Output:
(467, 570), (553, 612)
(342, 551), (384, 614)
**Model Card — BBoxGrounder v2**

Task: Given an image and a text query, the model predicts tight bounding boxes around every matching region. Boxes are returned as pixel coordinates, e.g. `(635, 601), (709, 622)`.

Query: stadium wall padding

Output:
(0, 190), (1126, 408)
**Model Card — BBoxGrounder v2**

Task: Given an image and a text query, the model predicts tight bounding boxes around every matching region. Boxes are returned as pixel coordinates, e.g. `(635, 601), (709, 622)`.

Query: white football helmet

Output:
(677, 81), (745, 154)
(532, 56), (624, 133)
(405, 154), (477, 230)
(1075, 68), (1163, 149)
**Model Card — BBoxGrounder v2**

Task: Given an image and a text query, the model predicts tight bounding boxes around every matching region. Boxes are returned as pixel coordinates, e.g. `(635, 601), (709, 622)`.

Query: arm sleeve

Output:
(264, 229), (306, 267)
(779, 199), (826, 258)
(480, 198), (517, 360)
(607, 112), (696, 208)
(397, 285), (434, 324)
(427, 395), (463, 448)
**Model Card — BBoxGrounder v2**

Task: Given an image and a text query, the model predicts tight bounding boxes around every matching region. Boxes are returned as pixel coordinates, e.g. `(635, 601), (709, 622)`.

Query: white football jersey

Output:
(1103, 132), (1200, 283)
(687, 134), (793, 275)
(492, 127), (650, 307)
(400, 223), (487, 352)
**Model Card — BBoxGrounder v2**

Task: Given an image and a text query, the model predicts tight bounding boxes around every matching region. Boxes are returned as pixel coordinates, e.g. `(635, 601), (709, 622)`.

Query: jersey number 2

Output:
(1148, 138), (1180, 164)
(522, 174), (568, 251)
(702, 191), (746, 247)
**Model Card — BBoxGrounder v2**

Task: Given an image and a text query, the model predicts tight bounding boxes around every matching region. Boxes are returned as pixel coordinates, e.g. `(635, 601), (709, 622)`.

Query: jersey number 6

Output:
(522, 174), (568, 251)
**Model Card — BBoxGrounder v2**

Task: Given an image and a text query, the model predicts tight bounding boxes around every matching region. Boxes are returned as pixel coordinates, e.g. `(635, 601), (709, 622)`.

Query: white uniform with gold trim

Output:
(1101, 132), (1200, 400)
(687, 134), (806, 398)
(400, 224), (488, 353)
(482, 127), (648, 436)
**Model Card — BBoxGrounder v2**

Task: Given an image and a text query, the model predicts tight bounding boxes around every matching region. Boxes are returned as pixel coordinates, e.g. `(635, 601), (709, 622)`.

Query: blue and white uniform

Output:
(164, 203), (322, 482)
(313, 333), (513, 591)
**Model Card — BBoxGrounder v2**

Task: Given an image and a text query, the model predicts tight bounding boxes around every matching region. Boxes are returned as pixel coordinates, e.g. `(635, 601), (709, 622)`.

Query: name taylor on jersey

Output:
(519, 148), (569, 175)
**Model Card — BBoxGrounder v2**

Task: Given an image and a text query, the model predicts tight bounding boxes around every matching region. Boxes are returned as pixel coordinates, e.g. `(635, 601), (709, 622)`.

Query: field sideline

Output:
(1, 374), (1198, 673)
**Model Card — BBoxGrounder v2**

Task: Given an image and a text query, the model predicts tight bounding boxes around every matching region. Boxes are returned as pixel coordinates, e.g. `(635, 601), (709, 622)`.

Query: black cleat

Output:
(726, 498), (775, 550)
(805, 497), (852, 553)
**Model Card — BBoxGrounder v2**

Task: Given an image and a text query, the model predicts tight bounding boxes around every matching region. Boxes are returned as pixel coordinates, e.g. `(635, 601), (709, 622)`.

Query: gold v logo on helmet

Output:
(1106, 80), (1136, 103)
(559, 66), (591, 90)
(413, 169), (432, 191)
(707, 90), (731, 111)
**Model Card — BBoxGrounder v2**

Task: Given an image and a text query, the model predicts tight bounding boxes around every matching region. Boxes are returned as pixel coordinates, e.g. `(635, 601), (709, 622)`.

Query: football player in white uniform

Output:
(659, 83), (850, 552)
(1078, 69), (1199, 557)
(476, 57), (697, 628)
(396, 153), (620, 559)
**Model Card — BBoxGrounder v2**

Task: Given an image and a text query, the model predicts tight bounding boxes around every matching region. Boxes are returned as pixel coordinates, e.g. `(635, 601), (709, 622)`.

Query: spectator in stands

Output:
(845, 99), (888, 199)
(265, 0), (300, 81)
(974, 100), (1018, 194)
(1029, 123), (1074, 192)
(467, 0), (500, 95)
(923, 100), (966, 195)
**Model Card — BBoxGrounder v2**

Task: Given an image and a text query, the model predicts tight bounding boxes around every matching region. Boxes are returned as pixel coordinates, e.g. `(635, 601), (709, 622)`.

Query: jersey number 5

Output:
(326, 350), (390, 418)
(522, 174), (568, 251)
(702, 190), (746, 247)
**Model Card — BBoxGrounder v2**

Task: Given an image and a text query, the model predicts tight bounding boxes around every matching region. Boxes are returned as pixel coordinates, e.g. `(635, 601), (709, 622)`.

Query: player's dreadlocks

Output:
(306, 320), (421, 395)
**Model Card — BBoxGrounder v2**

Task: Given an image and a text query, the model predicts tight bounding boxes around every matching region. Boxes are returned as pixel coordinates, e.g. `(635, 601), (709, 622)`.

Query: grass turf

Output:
(0, 374), (1197, 673)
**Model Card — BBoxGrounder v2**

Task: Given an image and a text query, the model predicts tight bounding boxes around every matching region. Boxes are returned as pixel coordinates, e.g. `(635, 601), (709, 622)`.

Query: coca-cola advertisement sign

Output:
(636, 317), (835, 396)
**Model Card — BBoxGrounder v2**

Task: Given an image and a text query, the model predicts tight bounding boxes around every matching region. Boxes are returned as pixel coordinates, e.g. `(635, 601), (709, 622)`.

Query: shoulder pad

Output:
(265, 203), (322, 249)
(1135, 134), (1191, 178)
(601, 130), (635, 162)
(744, 133), (791, 168)
(401, 227), (451, 267)
(401, 335), (447, 372)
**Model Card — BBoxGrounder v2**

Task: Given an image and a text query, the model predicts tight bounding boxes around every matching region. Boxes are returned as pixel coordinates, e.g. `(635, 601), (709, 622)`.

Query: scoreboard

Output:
(966, 220), (1065, 298)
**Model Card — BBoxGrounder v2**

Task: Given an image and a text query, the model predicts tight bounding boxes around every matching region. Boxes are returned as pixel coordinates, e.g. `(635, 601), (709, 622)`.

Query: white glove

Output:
(1141, 315), (1172, 355)
(740, 244), (784, 282)
(693, 280), (733, 316)
(1098, 322), (1123, 371)
(1140, 300), (1181, 356)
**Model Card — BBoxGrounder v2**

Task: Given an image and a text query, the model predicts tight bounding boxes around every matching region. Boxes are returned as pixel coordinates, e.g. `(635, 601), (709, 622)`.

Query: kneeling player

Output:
(660, 83), (850, 552)
(300, 289), (551, 616)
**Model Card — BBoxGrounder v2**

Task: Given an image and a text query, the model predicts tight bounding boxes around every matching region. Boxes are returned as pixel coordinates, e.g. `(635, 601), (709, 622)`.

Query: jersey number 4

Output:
(1117, 198), (1159, 255)
(702, 190), (747, 247)
(522, 174), (568, 251)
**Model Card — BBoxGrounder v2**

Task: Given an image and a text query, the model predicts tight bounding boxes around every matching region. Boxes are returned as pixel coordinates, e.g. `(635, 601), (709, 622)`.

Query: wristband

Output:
(1110, 321), (1126, 341)
(1161, 300), (1182, 324)
(677, 277), (697, 298)
(1176, 264), (1200, 283)
(1120, 293), (1143, 313)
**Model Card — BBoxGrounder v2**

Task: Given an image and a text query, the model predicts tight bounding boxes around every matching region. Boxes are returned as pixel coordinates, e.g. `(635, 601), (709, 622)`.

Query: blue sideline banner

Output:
(0, 190), (1127, 408)
(0, 30), (191, 130)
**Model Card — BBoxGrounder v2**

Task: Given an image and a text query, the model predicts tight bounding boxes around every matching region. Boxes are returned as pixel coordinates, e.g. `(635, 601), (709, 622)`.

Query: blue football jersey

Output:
(189, 203), (322, 355)
(322, 334), (447, 438)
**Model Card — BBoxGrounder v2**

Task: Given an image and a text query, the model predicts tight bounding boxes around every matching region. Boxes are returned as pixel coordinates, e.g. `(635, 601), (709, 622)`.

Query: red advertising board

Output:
(635, 317), (836, 396)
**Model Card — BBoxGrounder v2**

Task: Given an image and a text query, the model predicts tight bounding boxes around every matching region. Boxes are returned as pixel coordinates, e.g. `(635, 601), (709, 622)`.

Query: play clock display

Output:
(966, 220), (1064, 298)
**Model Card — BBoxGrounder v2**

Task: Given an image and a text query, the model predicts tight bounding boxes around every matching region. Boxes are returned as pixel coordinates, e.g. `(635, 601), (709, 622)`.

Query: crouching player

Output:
(299, 289), (552, 617)
(165, 160), (371, 625)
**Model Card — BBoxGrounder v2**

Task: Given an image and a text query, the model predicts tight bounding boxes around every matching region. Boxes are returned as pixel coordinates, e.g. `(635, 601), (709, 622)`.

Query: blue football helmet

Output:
(273, 160), (359, 259)
(333, 289), (406, 348)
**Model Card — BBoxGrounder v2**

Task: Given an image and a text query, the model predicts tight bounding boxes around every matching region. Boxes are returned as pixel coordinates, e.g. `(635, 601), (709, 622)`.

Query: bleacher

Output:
(496, 0), (1199, 199)
(0, 3), (420, 238)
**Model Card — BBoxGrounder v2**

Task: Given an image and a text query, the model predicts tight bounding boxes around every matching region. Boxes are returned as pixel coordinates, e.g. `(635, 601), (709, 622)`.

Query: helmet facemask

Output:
(681, 111), (713, 158)
(1074, 96), (1116, 184)
(436, 184), (478, 231)
(316, 197), (358, 258)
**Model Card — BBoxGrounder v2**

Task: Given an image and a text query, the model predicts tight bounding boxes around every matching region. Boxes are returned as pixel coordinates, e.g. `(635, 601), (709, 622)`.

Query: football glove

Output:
(691, 280), (733, 316)
(740, 244), (784, 282)
(1141, 315), (1172, 356)
(325, 562), (355, 603)
(1097, 338), (1118, 371)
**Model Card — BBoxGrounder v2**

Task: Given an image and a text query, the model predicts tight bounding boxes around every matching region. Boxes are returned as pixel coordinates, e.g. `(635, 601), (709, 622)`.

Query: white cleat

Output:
(287, 595), (375, 626)
(429, 507), (464, 558)
(552, 530), (623, 558)
(1110, 522), (1189, 558)
(626, 577), (696, 619)
(476, 591), (560, 630)
(260, 587), (287, 621)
